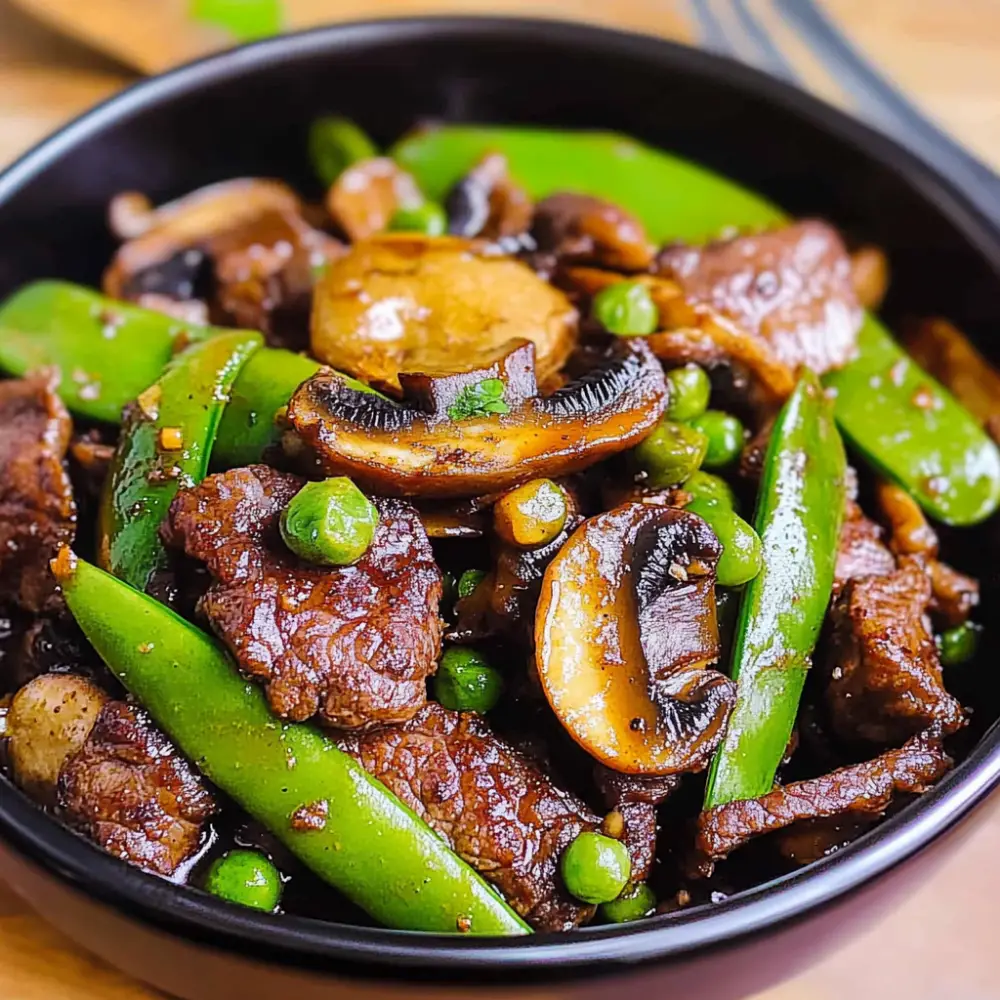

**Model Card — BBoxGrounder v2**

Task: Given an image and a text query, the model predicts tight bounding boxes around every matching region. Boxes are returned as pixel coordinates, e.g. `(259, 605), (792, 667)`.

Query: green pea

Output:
(389, 202), (448, 236)
(308, 116), (379, 187)
(666, 364), (712, 422)
(599, 882), (657, 923)
(689, 410), (745, 469)
(592, 281), (659, 336)
(633, 419), (708, 487)
(686, 496), (762, 587)
(433, 647), (503, 714)
(938, 621), (981, 667)
(684, 470), (738, 509)
(457, 569), (487, 600)
(560, 832), (631, 905)
(279, 477), (379, 567)
(204, 849), (283, 912)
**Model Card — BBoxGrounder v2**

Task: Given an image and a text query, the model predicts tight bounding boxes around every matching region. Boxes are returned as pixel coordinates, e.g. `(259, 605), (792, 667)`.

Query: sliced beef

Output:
(163, 465), (443, 731)
(211, 209), (343, 349)
(824, 557), (964, 745)
(694, 728), (951, 872)
(594, 766), (680, 882)
(833, 500), (895, 596)
(0, 373), (77, 612)
(652, 220), (861, 396)
(59, 700), (215, 877)
(875, 481), (979, 626)
(337, 702), (600, 931)
(927, 559), (979, 628)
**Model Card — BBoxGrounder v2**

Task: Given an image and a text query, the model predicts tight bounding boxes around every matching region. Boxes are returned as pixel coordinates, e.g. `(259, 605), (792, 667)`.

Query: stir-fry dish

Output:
(0, 121), (997, 936)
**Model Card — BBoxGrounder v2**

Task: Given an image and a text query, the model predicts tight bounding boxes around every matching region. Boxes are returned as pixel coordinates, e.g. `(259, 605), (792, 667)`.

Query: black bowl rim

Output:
(2, 14), (1000, 975)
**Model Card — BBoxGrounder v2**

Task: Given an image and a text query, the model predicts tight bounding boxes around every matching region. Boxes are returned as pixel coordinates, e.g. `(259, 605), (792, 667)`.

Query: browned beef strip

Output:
(0, 373), (76, 612)
(163, 465), (443, 731)
(653, 220), (861, 379)
(824, 557), (964, 745)
(212, 209), (343, 349)
(337, 702), (600, 931)
(694, 728), (951, 871)
(58, 700), (215, 877)
(874, 481), (979, 626)
(833, 500), (896, 597)
(594, 766), (680, 882)
(927, 559), (979, 628)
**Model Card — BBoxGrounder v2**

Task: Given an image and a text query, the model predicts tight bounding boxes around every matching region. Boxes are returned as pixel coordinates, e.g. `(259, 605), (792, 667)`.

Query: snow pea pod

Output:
(704, 370), (847, 808)
(0, 281), (216, 424)
(99, 331), (261, 592)
(393, 126), (1000, 526)
(825, 315), (1000, 525)
(55, 552), (529, 936)
(392, 126), (783, 244)
(212, 348), (381, 468)
(213, 348), (322, 468)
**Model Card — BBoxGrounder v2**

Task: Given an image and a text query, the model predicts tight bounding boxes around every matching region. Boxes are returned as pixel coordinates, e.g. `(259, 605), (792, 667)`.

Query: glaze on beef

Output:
(833, 500), (896, 597)
(163, 465), (443, 731)
(825, 557), (964, 745)
(694, 727), (951, 872)
(651, 221), (861, 399)
(338, 703), (600, 931)
(58, 700), (215, 877)
(0, 373), (76, 612)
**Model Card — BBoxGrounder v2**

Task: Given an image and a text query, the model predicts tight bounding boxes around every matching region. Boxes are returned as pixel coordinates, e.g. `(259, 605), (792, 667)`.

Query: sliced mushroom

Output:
(445, 152), (533, 243)
(850, 246), (889, 311)
(104, 178), (342, 345)
(535, 502), (735, 775)
(326, 157), (423, 241)
(287, 338), (667, 498)
(104, 179), (302, 298)
(5, 673), (108, 804)
(566, 266), (796, 401)
(310, 234), (578, 392)
(531, 193), (655, 272)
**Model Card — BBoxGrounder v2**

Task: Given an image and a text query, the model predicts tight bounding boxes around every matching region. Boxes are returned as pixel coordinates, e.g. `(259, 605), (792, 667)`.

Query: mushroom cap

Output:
(287, 338), (668, 499)
(535, 502), (736, 775)
(310, 234), (578, 392)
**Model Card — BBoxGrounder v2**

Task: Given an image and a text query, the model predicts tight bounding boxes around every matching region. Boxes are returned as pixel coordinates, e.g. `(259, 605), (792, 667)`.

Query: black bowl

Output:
(2, 17), (1000, 999)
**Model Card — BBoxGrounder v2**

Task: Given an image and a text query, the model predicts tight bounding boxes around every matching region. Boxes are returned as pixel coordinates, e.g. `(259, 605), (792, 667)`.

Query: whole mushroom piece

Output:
(535, 502), (736, 775)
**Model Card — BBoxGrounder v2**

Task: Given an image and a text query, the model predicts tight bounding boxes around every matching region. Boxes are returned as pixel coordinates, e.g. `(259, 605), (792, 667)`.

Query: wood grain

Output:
(1, 1), (1000, 997)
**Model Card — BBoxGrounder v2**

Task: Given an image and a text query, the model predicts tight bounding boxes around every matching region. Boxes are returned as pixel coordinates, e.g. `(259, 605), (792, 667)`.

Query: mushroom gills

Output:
(287, 339), (668, 498)
(535, 502), (736, 775)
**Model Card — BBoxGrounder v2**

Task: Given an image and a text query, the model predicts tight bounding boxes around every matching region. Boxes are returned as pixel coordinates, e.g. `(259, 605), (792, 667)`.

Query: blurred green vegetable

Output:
(190, 0), (283, 41)
(665, 364), (711, 422)
(389, 201), (448, 236)
(592, 282), (659, 337)
(308, 116), (379, 186)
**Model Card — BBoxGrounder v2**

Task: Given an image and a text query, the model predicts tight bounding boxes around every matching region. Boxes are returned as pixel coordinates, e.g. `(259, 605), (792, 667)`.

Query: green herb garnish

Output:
(446, 379), (511, 421)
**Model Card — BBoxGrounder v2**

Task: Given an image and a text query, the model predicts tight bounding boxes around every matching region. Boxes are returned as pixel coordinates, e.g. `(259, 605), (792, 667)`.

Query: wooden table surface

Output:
(1, 1), (999, 997)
